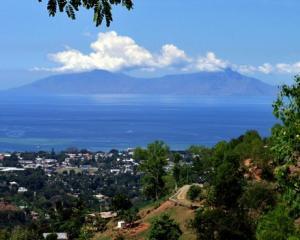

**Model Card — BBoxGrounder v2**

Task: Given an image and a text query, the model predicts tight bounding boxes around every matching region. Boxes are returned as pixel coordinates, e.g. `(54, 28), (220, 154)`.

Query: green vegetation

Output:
(111, 194), (132, 212)
(135, 141), (169, 200)
(256, 206), (299, 240)
(39, 0), (134, 27)
(45, 233), (58, 240)
(187, 185), (202, 201)
(1, 77), (300, 239)
(256, 76), (300, 239)
(148, 214), (182, 240)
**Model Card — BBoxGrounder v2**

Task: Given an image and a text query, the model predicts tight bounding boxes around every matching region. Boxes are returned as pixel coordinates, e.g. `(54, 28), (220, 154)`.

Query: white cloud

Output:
(156, 44), (190, 67)
(258, 63), (273, 74)
(236, 62), (300, 75)
(36, 31), (300, 76)
(236, 63), (273, 74)
(44, 31), (189, 72)
(235, 65), (257, 74)
(194, 52), (229, 72)
(276, 62), (300, 74)
(180, 52), (229, 72)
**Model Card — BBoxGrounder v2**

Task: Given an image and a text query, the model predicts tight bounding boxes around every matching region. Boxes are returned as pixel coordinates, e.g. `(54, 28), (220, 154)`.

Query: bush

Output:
(187, 185), (202, 201)
(148, 214), (182, 240)
(239, 182), (275, 213)
(256, 206), (298, 240)
(111, 194), (132, 212)
(192, 207), (253, 240)
(114, 234), (125, 240)
(10, 227), (40, 240)
(46, 233), (58, 240)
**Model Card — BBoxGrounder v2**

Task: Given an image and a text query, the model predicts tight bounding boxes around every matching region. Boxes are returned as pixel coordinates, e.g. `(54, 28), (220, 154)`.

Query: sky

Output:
(0, 0), (300, 89)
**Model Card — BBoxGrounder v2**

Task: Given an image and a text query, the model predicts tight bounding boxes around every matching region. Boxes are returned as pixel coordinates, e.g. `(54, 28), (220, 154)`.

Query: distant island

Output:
(6, 69), (276, 96)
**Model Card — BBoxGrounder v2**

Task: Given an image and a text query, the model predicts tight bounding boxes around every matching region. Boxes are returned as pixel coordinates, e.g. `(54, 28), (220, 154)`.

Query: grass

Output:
(93, 196), (197, 240)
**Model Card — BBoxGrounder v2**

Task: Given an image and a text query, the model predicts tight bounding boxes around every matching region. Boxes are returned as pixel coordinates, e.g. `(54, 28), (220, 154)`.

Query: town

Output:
(0, 146), (194, 239)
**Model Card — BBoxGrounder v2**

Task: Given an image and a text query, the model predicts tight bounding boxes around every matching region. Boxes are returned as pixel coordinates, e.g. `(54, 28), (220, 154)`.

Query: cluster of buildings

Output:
(0, 149), (193, 177)
(0, 148), (140, 176)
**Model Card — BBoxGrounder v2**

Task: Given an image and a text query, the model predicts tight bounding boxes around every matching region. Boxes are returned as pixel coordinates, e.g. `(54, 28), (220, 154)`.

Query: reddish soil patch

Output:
(243, 158), (262, 181)
(0, 201), (19, 211)
(145, 201), (176, 218)
(139, 200), (176, 219)
(124, 201), (175, 238)
(126, 222), (150, 237)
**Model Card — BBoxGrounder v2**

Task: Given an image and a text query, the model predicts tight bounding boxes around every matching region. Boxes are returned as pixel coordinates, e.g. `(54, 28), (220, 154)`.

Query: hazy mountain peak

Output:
(6, 70), (276, 96)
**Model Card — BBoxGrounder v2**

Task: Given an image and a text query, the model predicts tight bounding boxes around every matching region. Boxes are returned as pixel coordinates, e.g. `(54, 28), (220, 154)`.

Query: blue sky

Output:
(0, 0), (300, 89)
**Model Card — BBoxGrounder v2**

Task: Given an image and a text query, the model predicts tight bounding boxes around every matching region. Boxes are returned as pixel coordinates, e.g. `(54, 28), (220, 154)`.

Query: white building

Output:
(117, 220), (126, 229)
(18, 187), (28, 193)
(43, 233), (68, 240)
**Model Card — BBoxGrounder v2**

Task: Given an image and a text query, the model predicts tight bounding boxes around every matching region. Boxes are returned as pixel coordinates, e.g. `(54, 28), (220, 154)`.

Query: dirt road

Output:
(169, 184), (203, 208)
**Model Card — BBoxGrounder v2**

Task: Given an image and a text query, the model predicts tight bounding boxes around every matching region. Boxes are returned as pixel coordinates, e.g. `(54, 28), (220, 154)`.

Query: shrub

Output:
(148, 214), (182, 240)
(187, 185), (202, 201)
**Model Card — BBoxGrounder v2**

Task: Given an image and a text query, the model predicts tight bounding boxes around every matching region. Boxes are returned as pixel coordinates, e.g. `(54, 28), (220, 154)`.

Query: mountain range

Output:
(7, 69), (277, 96)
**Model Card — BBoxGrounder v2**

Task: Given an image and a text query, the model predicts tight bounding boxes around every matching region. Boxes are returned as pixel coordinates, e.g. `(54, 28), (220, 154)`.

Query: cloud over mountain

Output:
(43, 31), (189, 72)
(36, 31), (300, 76)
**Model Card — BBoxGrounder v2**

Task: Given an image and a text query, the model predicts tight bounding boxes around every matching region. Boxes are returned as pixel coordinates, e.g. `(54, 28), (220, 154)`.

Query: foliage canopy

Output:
(39, 0), (134, 26)
(148, 214), (182, 240)
(136, 141), (169, 200)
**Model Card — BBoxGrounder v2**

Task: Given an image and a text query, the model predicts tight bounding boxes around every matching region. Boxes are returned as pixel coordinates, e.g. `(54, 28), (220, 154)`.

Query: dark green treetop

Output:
(272, 76), (300, 164)
(148, 214), (182, 240)
(38, 0), (134, 26)
(135, 141), (169, 200)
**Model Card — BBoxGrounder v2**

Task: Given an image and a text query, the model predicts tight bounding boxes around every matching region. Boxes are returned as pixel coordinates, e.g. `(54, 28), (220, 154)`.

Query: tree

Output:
(172, 153), (181, 190)
(136, 141), (169, 200)
(256, 76), (300, 240)
(39, 0), (134, 27)
(192, 208), (253, 240)
(239, 182), (275, 214)
(10, 227), (39, 240)
(45, 233), (58, 240)
(111, 194), (132, 212)
(256, 206), (298, 240)
(272, 76), (300, 165)
(270, 77), (300, 219)
(148, 214), (182, 240)
(78, 226), (94, 240)
(209, 153), (244, 209)
(189, 145), (212, 182)
(191, 141), (255, 239)
(0, 230), (9, 240)
(271, 77), (300, 198)
(122, 208), (139, 227)
(187, 185), (202, 201)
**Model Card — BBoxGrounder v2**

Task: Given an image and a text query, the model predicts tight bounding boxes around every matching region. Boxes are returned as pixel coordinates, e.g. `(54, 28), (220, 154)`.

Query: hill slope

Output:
(94, 185), (203, 240)
(8, 69), (276, 96)
(94, 200), (196, 240)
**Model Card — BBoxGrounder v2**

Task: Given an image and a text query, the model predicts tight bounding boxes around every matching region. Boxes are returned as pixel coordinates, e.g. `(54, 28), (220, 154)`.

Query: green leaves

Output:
(47, 0), (57, 16)
(148, 214), (182, 240)
(66, 4), (75, 19)
(136, 141), (169, 200)
(256, 206), (297, 240)
(257, 76), (300, 240)
(70, 0), (81, 10)
(58, 0), (67, 12)
(271, 76), (300, 197)
(272, 76), (300, 158)
(39, 0), (133, 26)
(192, 208), (253, 240)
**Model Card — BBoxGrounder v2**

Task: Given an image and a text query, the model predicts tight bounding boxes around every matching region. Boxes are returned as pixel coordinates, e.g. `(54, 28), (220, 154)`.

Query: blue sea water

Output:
(0, 95), (277, 151)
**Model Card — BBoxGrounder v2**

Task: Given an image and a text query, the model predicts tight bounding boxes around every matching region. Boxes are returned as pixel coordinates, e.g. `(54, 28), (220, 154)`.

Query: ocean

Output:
(0, 95), (277, 152)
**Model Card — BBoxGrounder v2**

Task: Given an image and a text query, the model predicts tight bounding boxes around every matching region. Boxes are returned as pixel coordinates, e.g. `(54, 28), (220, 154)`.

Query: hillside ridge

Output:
(6, 69), (277, 96)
